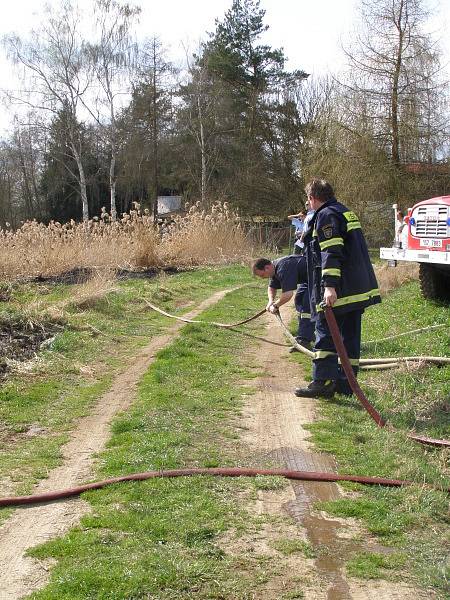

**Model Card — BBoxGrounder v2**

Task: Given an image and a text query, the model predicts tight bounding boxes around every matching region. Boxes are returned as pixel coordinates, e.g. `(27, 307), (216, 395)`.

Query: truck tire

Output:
(419, 263), (449, 301)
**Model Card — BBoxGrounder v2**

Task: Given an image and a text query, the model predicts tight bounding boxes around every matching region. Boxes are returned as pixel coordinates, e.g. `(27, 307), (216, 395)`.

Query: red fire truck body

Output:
(380, 195), (450, 299)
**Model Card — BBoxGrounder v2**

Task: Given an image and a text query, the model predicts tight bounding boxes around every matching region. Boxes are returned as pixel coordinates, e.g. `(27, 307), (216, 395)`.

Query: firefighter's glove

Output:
(267, 304), (280, 314)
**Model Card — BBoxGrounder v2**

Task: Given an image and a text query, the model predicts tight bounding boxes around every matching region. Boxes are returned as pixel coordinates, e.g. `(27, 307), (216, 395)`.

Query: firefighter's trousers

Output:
(294, 283), (314, 343)
(313, 309), (362, 393)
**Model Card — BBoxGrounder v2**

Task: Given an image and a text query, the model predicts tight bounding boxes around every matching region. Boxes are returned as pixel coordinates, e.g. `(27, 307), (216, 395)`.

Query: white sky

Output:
(0, 0), (449, 135)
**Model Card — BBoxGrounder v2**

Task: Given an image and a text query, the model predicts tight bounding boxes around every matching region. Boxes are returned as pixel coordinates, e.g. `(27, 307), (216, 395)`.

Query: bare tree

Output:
(135, 38), (175, 220)
(85, 0), (140, 221)
(3, 1), (91, 220)
(342, 0), (446, 166)
(0, 141), (20, 227)
(181, 45), (222, 205)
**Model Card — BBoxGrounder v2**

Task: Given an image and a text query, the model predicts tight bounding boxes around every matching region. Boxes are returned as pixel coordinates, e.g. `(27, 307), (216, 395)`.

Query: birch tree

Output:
(85, 0), (140, 221)
(179, 47), (222, 204)
(3, 1), (91, 220)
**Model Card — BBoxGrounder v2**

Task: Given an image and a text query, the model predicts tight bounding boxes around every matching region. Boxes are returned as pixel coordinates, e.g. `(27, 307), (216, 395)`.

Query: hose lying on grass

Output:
(145, 301), (450, 367)
(322, 305), (450, 449)
(144, 300), (290, 348)
(146, 301), (450, 448)
(0, 467), (448, 508)
(360, 355), (450, 366)
(276, 317), (450, 367)
(361, 323), (446, 346)
(144, 300), (266, 328)
(275, 307), (449, 448)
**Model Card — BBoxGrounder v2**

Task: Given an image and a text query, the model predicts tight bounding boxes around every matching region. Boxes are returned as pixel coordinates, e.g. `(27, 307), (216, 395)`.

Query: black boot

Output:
(294, 380), (336, 398)
(335, 379), (354, 397)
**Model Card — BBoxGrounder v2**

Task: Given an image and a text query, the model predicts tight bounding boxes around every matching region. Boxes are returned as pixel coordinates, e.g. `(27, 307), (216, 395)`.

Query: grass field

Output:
(0, 266), (254, 504)
(0, 266), (448, 598)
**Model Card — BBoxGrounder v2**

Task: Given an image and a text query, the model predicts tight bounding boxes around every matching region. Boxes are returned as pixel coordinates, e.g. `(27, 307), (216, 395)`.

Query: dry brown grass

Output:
(159, 201), (251, 266)
(24, 269), (118, 322)
(0, 202), (252, 281)
(375, 262), (419, 295)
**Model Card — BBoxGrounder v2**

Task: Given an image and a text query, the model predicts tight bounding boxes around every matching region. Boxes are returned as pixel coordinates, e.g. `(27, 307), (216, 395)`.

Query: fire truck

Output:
(380, 195), (450, 300)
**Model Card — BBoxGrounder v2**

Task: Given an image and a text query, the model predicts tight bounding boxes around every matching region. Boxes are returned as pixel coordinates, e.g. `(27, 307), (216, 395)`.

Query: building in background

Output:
(157, 196), (184, 221)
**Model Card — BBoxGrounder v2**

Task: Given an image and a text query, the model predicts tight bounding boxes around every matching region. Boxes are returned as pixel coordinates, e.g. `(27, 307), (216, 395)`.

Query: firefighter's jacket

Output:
(304, 197), (381, 321)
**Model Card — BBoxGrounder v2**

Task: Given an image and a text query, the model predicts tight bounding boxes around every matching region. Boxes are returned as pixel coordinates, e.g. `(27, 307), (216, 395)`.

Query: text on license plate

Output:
(420, 239), (442, 248)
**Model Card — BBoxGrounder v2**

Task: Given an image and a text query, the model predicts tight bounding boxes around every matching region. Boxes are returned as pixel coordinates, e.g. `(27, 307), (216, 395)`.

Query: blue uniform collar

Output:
(315, 197), (338, 215)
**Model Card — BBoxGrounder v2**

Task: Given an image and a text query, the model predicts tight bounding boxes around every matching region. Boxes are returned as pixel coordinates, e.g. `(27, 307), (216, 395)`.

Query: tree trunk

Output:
(71, 143), (89, 221)
(15, 132), (35, 219)
(198, 94), (206, 204)
(391, 53), (401, 166)
(391, 0), (405, 167)
(152, 40), (159, 224)
(110, 152), (117, 221)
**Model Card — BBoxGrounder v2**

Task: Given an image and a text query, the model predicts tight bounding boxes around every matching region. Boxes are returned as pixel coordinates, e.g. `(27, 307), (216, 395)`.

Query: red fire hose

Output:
(1, 467), (448, 508)
(323, 306), (450, 448)
(323, 306), (386, 427)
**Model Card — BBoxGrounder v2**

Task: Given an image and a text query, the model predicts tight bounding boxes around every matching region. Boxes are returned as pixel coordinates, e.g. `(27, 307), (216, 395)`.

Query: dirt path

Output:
(0, 290), (231, 600)
(237, 306), (430, 600)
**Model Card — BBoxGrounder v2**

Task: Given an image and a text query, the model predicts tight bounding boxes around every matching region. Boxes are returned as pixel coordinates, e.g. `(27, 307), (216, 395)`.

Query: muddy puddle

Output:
(273, 446), (357, 599)
(239, 308), (406, 600)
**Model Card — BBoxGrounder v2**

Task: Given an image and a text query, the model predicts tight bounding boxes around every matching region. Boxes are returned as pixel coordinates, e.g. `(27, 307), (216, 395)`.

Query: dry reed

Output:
(375, 262), (419, 295)
(0, 203), (252, 281)
(160, 201), (251, 266)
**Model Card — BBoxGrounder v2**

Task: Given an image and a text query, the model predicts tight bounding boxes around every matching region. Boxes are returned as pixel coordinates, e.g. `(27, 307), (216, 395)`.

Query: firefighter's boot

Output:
(294, 380), (336, 398)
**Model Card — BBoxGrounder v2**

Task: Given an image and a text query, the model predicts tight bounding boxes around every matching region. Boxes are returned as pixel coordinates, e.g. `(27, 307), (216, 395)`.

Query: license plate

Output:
(420, 239), (442, 248)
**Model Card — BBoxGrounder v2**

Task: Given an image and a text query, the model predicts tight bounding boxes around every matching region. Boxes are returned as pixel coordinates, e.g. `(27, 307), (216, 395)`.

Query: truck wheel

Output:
(419, 263), (448, 300)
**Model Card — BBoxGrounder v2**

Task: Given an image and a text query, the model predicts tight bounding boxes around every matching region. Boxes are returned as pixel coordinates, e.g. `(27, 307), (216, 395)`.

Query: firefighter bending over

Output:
(252, 254), (314, 350)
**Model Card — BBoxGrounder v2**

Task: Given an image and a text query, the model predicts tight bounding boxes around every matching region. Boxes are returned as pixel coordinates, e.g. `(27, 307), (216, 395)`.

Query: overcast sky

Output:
(0, 0), (449, 135)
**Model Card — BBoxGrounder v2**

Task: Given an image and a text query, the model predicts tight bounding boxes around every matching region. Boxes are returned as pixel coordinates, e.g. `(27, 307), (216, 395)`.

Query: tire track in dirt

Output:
(239, 306), (431, 600)
(0, 289), (231, 600)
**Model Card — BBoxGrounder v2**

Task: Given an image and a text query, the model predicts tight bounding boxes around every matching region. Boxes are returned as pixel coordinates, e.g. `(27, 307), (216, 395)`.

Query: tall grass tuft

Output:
(0, 203), (252, 281)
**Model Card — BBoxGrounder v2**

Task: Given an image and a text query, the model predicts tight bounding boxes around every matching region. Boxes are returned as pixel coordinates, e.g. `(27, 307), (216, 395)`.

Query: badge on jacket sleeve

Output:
(322, 224), (333, 239)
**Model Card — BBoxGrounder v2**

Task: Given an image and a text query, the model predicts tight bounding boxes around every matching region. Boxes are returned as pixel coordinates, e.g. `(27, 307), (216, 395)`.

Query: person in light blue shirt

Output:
(288, 210), (306, 254)
(299, 201), (315, 245)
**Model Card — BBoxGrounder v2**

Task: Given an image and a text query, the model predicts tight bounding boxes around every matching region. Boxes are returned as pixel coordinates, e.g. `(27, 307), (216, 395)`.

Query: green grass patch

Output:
(302, 281), (449, 595)
(251, 475), (286, 491)
(272, 538), (316, 558)
(346, 550), (407, 579)
(22, 277), (307, 599)
(0, 265), (262, 514)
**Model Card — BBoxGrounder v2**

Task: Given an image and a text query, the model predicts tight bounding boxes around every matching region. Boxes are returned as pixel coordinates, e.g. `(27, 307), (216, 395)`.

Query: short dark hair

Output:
(252, 257), (272, 273)
(305, 178), (334, 202)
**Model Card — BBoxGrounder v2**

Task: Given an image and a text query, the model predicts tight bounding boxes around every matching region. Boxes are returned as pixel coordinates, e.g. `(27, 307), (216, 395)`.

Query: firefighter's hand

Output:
(267, 303), (279, 314)
(323, 287), (337, 307)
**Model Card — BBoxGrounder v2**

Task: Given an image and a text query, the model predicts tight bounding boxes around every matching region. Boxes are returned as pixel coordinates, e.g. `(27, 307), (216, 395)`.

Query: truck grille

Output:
(414, 205), (448, 237)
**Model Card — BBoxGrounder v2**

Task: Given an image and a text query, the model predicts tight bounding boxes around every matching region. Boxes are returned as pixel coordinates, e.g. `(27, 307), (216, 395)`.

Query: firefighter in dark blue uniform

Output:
(252, 255), (314, 348)
(295, 179), (381, 398)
